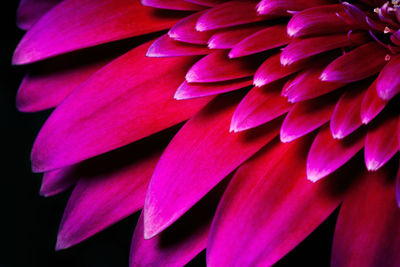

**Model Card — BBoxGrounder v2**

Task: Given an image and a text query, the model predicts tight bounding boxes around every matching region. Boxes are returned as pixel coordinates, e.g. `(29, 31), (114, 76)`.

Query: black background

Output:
(2, 2), (336, 266)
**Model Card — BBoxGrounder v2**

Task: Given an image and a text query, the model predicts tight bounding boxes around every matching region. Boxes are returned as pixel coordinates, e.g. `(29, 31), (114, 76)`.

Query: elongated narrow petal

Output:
(56, 131), (169, 250)
(17, 0), (61, 30)
(332, 164), (400, 267)
(186, 50), (262, 83)
(141, 0), (205, 10)
(320, 42), (388, 83)
(307, 126), (365, 182)
(168, 11), (213, 45)
(365, 115), (399, 171)
(130, 180), (227, 267)
(208, 25), (265, 49)
(175, 78), (252, 100)
(31, 42), (212, 172)
(280, 93), (338, 143)
(231, 83), (291, 132)
(361, 79), (388, 124)
(13, 0), (183, 64)
(330, 85), (365, 139)
(196, 1), (271, 32)
(143, 92), (281, 239)
(229, 25), (290, 58)
(287, 5), (350, 38)
(376, 53), (400, 100)
(208, 136), (348, 267)
(185, 0), (226, 7)
(40, 168), (79, 197)
(146, 34), (210, 57)
(257, 0), (332, 16)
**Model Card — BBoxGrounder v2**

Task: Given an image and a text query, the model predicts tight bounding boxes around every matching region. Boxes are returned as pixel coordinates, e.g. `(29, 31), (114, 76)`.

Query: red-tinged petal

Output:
(330, 84), (366, 139)
(17, 0), (61, 30)
(280, 32), (369, 66)
(396, 161), (400, 208)
(141, 0), (205, 10)
(257, 0), (333, 16)
(280, 93), (339, 143)
(287, 5), (350, 38)
(365, 114), (398, 171)
(307, 125), (365, 182)
(40, 167), (78, 197)
(143, 92), (281, 238)
(31, 42), (212, 172)
(208, 136), (349, 267)
(185, 0), (226, 7)
(229, 25), (290, 58)
(13, 0), (184, 65)
(361, 79), (388, 124)
(377, 53), (400, 100)
(208, 24), (266, 49)
(332, 164), (400, 267)
(320, 42), (388, 83)
(175, 78), (252, 100)
(231, 83), (291, 132)
(146, 34), (210, 57)
(186, 50), (262, 83)
(130, 179), (227, 267)
(253, 53), (306, 87)
(56, 130), (170, 250)
(196, 1), (272, 32)
(168, 11), (213, 45)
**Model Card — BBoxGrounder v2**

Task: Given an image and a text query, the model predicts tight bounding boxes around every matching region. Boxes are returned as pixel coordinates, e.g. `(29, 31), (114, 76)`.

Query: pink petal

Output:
(396, 161), (400, 208)
(185, 0), (226, 7)
(320, 42), (388, 83)
(143, 92), (281, 238)
(196, 1), (272, 32)
(31, 42), (212, 172)
(17, 0), (61, 30)
(280, 93), (339, 143)
(253, 53), (306, 87)
(231, 83), (291, 132)
(229, 25), (290, 58)
(360, 79), (388, 124)
(257, 0), (333, 16)
(141, 0), (205, 10)
(146, 34), (210, 57)
(332, 164), (400, 267)
(130, 180), (227, 267)
(175, 78), (252, 100)
(40, 167), (78, 197)
(330, 84), (365, 139)
(287, 4), (350, 38)
(56, 131), (168, 249)
(364, 114), (399, 171)
(13, 0), (183, 65)
(376, 53), (400, 100)
(208, 24), (266, 49)
(185, 50), (262, 83)
(307, 125), (365, 182)
(208, 136), (346, 266)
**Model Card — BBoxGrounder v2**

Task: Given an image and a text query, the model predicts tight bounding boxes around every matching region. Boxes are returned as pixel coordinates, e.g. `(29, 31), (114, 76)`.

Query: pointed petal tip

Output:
(319, 72), (328, 81)
(185, 70), (198, 82)
(55, 235), (72, 251)
(365, 159), (381, 172)
(280, 56), (291, 67)
(195, 22), (206, 32)
(306, 169), (324, 183)
(253, 79), (265, 88)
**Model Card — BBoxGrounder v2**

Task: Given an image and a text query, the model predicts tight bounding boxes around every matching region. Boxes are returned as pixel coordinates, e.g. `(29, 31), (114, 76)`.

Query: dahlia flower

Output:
(14, 0), (400, 266)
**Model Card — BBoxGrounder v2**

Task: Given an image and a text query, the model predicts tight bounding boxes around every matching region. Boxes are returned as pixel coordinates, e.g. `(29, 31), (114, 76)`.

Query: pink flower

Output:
(14, 0), (400, 266)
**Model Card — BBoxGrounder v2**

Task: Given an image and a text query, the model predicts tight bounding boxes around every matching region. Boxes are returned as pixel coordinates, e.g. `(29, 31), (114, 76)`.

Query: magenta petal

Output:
(257, 0), (332, 16)
(320, 42), (388, 83)
(143, 92), (281, 238)
(40, 167), (79, 197)
(146, 34), (210, 57)
(31, 42), (212, 172)
(360, 79), (388, 124)
(130, 180), (227, 267)
(185, 0), (226, 7)
(141, 0), (205, 10)
(17, 0), (61, 30)
(376, 53), (400, 100)
(332, 164), (400, 267)
(56, 132), (167, 250)
(330, 85), (365, 139)
(364, 114), (399, 171)
(280, 93), (339, 143)
(208, 24), (265, 49)
(208, 136), (346, 266)
(13, 0), (183, 64)
(231, 83), (291, 132)
(307, 125), (365, 182)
